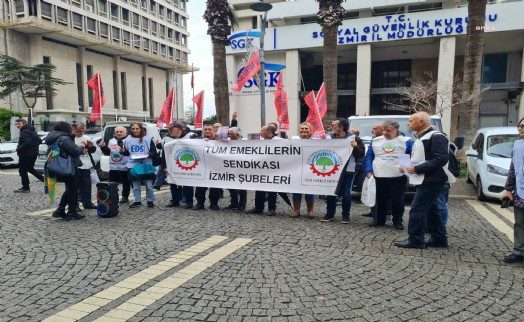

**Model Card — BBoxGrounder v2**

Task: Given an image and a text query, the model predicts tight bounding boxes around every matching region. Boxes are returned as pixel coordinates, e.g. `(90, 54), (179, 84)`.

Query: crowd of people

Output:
(11, 113), (524, 263)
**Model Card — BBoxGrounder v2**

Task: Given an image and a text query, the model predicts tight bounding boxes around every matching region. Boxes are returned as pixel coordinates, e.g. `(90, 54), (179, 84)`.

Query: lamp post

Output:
(249, 0), (272, 127)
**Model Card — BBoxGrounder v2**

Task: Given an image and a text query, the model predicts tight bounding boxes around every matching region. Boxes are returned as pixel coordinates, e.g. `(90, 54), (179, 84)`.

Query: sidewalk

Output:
(450, 176), (476, 198)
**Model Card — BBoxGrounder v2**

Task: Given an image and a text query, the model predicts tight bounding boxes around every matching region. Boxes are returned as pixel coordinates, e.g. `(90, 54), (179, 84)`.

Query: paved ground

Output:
(0, 168), (523, 322)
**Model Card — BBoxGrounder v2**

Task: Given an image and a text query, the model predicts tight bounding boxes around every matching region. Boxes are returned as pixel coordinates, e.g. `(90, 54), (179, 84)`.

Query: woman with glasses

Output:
(501, 118), (524, 263)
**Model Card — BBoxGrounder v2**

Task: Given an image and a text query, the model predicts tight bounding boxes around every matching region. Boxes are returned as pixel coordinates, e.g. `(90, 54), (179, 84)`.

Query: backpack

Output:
(447, 149), (461, 177)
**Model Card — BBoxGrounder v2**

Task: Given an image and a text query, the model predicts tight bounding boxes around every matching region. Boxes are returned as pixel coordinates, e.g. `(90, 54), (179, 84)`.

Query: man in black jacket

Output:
(395, 112), (449, 249)
(14, 119), (44, 193)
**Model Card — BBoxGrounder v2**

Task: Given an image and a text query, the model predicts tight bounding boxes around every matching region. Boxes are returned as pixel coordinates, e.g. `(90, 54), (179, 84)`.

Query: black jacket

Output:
(414, 128), (449, 184)
(17, 124), (41, 157)
(45, 131), (85, 168)
(100, 136), (128, 156)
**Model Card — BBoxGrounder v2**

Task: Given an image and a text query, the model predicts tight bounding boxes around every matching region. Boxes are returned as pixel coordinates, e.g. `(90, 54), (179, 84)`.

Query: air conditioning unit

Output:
(85, 4), (94, 12)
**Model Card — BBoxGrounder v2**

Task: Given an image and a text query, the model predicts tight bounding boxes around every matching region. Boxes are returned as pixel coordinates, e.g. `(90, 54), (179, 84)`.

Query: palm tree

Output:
(316, 0), (346, 127)
(458, 0), (487, 145)
(203, 0), (238, 126)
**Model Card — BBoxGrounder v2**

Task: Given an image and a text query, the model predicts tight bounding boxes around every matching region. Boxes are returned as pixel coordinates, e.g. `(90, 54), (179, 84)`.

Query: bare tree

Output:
(385, 72), (487, 117)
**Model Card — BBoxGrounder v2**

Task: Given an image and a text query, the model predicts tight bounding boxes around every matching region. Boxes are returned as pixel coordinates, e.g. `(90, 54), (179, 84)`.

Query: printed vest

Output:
(125, 135), (153, 169)
(513, 139), (524, 198)
(108, 137), (129, 171)
(74, 135), (93, 170)
(371, 136), (408, 178)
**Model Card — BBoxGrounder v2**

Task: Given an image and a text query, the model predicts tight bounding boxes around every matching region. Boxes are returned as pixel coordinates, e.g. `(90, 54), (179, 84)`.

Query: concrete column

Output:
(356, 44), (371, 116)
(113, 56), (120, 110)
(77, 46), (86, 112)
(142, 63), (148, 116)
(520, 44), (524, 121)
(175, 71), (183, 120)
(436, 36), (456, 135)
(285, 49), (300, 136)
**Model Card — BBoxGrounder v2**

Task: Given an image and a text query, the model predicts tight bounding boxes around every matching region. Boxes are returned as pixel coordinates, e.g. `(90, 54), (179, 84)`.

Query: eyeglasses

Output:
(518, 125), (524, 129)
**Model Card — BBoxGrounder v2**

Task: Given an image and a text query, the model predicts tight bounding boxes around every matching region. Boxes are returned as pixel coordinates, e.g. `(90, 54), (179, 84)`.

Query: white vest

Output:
(107, 137), (129, 171)
(409, 131), (456, 186)
(124, 135), (153, 169)
(371, 136), (409, 178)
(74, 135), (92, 170)
(513, 139), (524, 199)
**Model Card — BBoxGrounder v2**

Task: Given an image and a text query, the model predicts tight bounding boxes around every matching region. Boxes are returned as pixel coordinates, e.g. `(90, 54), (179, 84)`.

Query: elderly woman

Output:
(290, 122), (316, 218)
(501, 116), (524, 263)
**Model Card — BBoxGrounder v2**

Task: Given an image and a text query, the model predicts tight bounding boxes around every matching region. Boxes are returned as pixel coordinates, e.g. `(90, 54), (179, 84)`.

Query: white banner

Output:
(164, 139), (353, 195)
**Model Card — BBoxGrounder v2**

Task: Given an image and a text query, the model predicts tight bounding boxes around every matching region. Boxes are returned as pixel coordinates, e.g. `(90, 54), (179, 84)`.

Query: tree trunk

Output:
(212, 41), (230, 126)
(322, 25), (338, 128)
(458, 1), (487, 147)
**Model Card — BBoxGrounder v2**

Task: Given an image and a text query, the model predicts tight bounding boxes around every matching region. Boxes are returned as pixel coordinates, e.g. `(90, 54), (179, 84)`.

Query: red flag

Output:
(231, 51), (260, 92)
(156, 88), (174, 128)
(316, 83), (327, 119)
(192, 90), (204, 129)
(87, 73), (105, 122)
(273, 72), (283, 121)
(273, 72), (289, 130)
(304, 91), (325, 138)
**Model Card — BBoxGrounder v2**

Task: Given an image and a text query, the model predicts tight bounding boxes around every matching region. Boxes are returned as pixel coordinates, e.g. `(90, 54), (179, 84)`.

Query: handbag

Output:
(360, 176), (376, 207)
(46, 140), (75, 177)
(130, 163), (156, 178)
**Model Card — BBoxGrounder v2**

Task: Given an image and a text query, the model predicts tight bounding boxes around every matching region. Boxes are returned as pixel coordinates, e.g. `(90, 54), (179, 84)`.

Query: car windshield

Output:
(487, 135), (517, 158)
(348, 118), (441, 142)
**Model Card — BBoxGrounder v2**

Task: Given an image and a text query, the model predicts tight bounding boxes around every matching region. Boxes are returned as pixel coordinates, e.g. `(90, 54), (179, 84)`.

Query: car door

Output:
(471, 133), (485, 182)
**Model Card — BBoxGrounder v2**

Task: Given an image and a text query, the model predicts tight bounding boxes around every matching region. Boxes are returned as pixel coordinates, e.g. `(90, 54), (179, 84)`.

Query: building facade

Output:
(227, 0), (524, 138)
(0, 0), (192, 129)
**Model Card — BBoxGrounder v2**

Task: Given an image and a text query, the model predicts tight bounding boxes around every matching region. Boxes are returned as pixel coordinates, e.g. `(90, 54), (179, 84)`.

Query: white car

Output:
(0, 132), (48, 166)
(466, 127), (519, 201)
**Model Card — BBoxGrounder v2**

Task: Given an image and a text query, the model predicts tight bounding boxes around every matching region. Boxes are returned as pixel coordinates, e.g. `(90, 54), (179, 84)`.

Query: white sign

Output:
(164, 139), (353, 195)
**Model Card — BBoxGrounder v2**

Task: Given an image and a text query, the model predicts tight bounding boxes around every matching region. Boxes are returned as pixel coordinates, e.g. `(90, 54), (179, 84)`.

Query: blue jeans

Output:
(132, 179), (154, 203)
(154, 165), (166, 187)
(408, 182), (447, 245)
(292, 193), (315, 202)
(436, 183), (450, 225)
(326, 173), (355, 217)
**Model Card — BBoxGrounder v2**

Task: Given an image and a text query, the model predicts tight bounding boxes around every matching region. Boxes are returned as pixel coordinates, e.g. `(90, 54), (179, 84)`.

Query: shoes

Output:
(193, 203), (205, 210)
(320, 215), (335, 222)
(393, 223), (405, 230)
(64, 211), (85, 221)
(52, 208), (66, 218)
(225, 204), (237, 210)
(361, 212), (373, 217)
(83, 203), (97, 210)
(210, 204), (220, 210)
(129, 202), (142, 208)
(267, 209), (276, 216)
(425, 239), (448, 248)
(14, 187), (30, 193)
(153, 185), (161, 191)
(503, 253), (524, 263)
(236, 206), (246, 212)
(341, 216), (350, 224)
(394, 239), (425, 249)
(75, 205), (82, 212)
(247, 208), (263, 214)
(166, 202), (180, 208)
(147, 201), (154, 208)
(185, 204), (193, 209)
(369, 222), (385, 227)
(119, 197), (129, 204)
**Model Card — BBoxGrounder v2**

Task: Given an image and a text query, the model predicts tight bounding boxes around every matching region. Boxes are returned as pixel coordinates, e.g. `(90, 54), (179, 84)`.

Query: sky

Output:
(182, 2), (216, 120)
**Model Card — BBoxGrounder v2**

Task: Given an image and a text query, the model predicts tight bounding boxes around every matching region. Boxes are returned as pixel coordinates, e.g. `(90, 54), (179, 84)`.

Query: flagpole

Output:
(191, 63), (195, 124)
(98, 71), (103, 129)
(171, 70), (177, 123)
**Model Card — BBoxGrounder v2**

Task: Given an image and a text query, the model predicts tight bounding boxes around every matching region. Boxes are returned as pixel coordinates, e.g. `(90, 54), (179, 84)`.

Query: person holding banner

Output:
(247, 124), (283, 216)
(225, 127), (248, 212)
(98, 127), (131, 203)
(321, 118), (365, 223)
(365, 121), (413, 230)
(290, 122), (316, 219)
(193, 124), (221, 210)
(72, 123), (97, 210)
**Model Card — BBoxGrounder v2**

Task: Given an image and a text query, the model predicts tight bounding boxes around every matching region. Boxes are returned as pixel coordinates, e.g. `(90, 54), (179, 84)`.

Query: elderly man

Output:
(72, 123), (97, 210)
(361, 123), (384, 218)
(365, 120), (413, 230)
(321, 118), (365, 223)
(395, 112), (450, 249)
(193, 124), (221, 210)
(225, 127), (247, 212)
(14, 118), (44, 193)
(247, 124), (282, 216)
(98, 126), (131, 203)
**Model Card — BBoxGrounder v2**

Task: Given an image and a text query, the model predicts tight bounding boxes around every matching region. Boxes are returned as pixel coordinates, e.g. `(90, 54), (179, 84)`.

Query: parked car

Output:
(0, 132), (48, 166)
(466, 127), (519, 201)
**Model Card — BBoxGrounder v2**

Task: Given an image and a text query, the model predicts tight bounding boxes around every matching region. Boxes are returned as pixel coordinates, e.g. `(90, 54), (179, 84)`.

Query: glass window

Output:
(487, 134), (517, 158)
(483, 53), (507, 84)
(371, 60), (411, 88)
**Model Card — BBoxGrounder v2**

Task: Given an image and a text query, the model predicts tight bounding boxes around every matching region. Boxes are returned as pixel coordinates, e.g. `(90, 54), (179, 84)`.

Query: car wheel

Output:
(476, 176), (487, 201)
(96, 163), (109, 181)
(466, 171), (473, 184)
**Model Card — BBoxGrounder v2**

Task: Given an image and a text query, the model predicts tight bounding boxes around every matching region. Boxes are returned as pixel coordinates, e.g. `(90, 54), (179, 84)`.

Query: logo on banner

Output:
(307, 150), (341, 177)
(110, 151), (123, 163)
(383, 143), (395, 154)
(175, 148), (200, 171)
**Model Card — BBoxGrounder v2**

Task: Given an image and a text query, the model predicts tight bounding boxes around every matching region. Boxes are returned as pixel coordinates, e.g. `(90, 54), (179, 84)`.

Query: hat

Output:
(168, 122), (183, 130)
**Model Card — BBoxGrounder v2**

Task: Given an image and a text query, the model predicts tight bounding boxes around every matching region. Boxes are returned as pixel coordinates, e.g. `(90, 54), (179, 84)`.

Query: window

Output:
(408, 3), (442, 12)
(181, 17), (186, 29)
(76, 63), (84, 111)
(72, 12), (82, 29)
(373, 6), (403, 16)
(158, 5), (164, 17)
(150, 0), (156, 14)
(151, 21), (157, 35)
(483, 53), (508, 84)
(142, 17), (149, 31)
(174, 13), (179, 24)
(473, 133), (484, 158)
(110, 3), (118, 18)
(251, 17), (257, 29)
(167, 9), (172, 21)
(337, 63), (357, 90)
(100, 22), (109, 37)
(121, 72), (127, 110)
(98, 0), (107, 13)
(87, 17), (96, 34)
(181, 35), (187, 47)
(122, 8), (129, 24)
(56, 7), (68, 25)
(132, 12), (139, 28)
(112, 26), (120, 41)
(371, 60), (411, 88)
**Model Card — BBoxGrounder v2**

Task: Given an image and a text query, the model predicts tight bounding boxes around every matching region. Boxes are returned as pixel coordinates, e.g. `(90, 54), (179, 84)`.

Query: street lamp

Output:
(249, 0), (272, 127)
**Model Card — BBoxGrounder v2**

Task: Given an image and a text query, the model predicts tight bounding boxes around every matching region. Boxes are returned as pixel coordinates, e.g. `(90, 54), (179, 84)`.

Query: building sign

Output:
(234, 63), (286, 93)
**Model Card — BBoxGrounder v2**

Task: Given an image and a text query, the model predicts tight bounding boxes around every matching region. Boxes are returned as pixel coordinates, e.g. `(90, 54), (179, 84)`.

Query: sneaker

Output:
(236, 206), (246, 212)
(320, 214), (335, 222)
(341, 216), (350, 224)
(210, 204), (220, 210)
(119, 197), (129, 204)
(225, 204), (237, 210)
(503, 253), (524, 263)
(153, 185), (161, 191)
(52, 208), (66, 218)
(65, 211), (85, 221)
(247, 208), (263, 214)
(165, 202), (180, 208)
(267, 209), (276, 216)
(185, 204), (193, 209)
(129, 202), (142, 208)
(193, 203), (205, 210)
(147, 202), (154, 208)
(14, 187), (30, 193)
(83, 203), (97, 210)
(75, 205), (82, 212)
